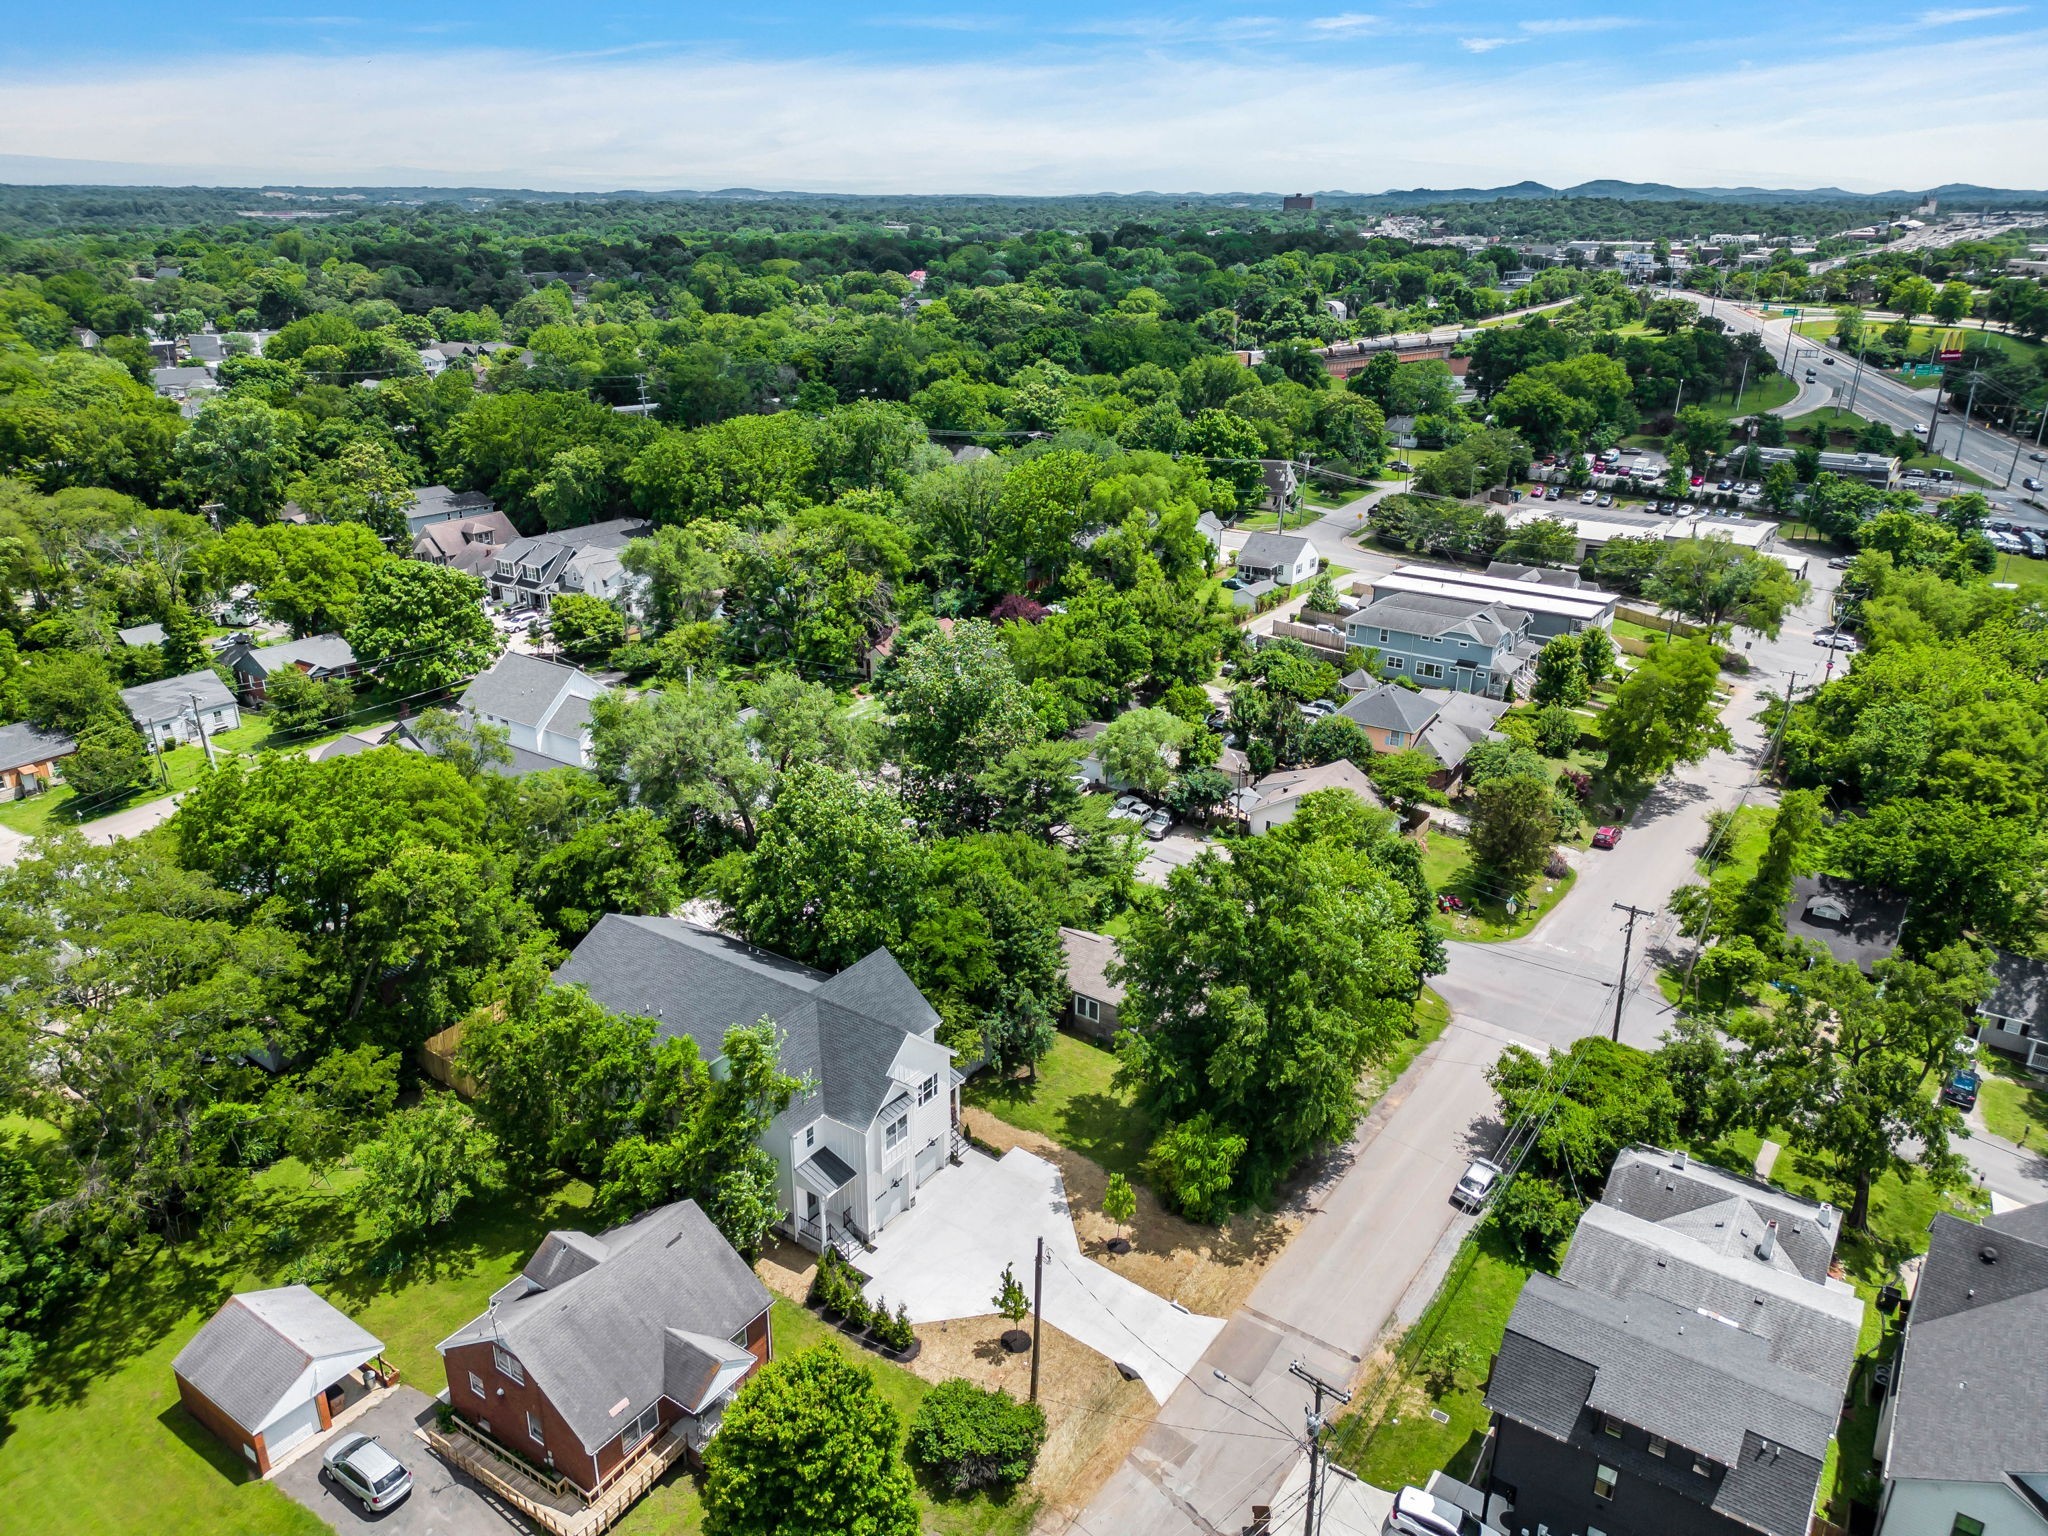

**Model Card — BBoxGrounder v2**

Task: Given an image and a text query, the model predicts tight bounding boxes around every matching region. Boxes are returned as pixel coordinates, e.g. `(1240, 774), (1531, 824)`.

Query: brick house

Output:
(437, 1199), (771, 1496)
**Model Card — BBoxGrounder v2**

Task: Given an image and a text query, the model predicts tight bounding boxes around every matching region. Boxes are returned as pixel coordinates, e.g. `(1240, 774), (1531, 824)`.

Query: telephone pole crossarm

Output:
(1287, 1361), (1353, 1536)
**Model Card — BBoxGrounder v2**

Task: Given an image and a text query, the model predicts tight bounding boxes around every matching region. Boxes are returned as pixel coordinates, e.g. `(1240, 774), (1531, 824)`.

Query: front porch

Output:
(426, 1404), (697, 1536)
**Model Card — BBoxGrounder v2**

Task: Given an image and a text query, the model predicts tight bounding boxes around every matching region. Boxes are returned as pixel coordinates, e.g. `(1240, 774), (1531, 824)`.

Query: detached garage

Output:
(172, 1285), (390, 1476)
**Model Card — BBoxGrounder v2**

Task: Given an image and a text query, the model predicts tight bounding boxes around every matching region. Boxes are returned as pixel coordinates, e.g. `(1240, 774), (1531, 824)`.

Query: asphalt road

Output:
(1072, 1015), (1528, 1536)
(273, 1388), (525, 1536)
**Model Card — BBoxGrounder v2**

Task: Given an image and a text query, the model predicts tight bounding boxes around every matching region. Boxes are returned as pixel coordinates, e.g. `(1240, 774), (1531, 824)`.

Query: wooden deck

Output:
(424, 1416), (693, 1536)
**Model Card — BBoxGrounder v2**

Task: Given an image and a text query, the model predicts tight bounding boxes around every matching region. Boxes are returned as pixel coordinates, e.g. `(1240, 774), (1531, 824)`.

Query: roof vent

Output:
(1673, 1151), (1689, 1170)
(1981, 1245), (2000, 1265)
(1757, 1221), (1779, 1263)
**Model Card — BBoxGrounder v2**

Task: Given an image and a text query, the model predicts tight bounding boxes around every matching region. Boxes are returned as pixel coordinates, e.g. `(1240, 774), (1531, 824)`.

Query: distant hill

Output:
(1351, 179), (2048, 208)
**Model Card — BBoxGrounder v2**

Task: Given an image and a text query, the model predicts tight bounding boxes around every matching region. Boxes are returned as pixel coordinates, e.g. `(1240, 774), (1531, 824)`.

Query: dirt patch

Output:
(962, 1107), (1298, 1317)
(754, 1237), (816, 1305)
(908, 1312), (1156, 1528)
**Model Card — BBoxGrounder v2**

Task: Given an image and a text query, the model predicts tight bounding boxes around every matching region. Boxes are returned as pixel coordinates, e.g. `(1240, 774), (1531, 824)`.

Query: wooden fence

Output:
(419, 1021), (478, 1098)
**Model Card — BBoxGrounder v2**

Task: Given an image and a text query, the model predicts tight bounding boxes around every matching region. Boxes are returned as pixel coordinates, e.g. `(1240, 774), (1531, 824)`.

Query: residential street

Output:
(1072, 1016), (1528, 1536)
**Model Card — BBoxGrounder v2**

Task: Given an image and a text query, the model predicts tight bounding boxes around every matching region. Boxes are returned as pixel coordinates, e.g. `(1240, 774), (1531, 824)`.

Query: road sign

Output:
(1938, 349), (1964, 362)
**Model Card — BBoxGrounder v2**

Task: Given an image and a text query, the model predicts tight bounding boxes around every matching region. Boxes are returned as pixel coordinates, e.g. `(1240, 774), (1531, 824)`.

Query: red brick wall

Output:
(444, 1308), (773, 1493)
(175, 1372), (265, 1476)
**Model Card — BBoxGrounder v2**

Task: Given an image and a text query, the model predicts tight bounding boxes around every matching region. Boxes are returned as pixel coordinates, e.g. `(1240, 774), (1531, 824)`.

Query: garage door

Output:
(873, 1174), (907, 1230)
(264, 1397), (323, 1461)
(915, 1138), (944, 1182)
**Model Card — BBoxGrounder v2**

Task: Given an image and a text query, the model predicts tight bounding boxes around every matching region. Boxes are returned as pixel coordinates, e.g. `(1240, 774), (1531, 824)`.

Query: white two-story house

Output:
(490, 519), (649, 613)
(556, 917), (960, 1259)
(441, 651), (607, 776)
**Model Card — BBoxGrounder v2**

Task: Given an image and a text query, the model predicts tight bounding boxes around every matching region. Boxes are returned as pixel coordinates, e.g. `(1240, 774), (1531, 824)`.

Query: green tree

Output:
(346, 560), (500, 695)
(1492, 1175), (1583, 1262)
(1365, 748), (1439, 815)
(1489, 1035), (1681, 1184)
(993, 1263), (1030, 1329)
(883, 619), (1043, 830)
(621, 523), (729, 631)
(1599, 638), (1733, 785)
(1672, 405), (1726, 471)
(522, 804), (684, 942)
(1467, 772), (1558, 891)
(1932, 281), (1974, 325)
(1102, 1171), (1138, 1246)
(906, 1380), (1047, 1494)
(351, 1097), (500, 1248)
(263, 666), (352, 733)
(547, 592), (624, 663)
(1533, 704), (1580, 758)
(979, 994), (1057, 1084)
(1646, 539), (1806, 637)
(173, 394), (303, 521)
(1098, 707), (1193, 797)
(1529, 632), (1589, 708)
(212, 521), (392, 637)
(1115, 790), (1428, 1207)
(283, 437), (416, 541)
(159, 606), (209, 675)
(1494, 516), (1580, 568)
(1576, 625), (1615, 691)
(714, 764), (923, 972)
(1142, 1113), (1246, 1224)
(702, 1345), (920, 1536)
(1733, 790), (1823, 938)
(976, 739), (1085, 841)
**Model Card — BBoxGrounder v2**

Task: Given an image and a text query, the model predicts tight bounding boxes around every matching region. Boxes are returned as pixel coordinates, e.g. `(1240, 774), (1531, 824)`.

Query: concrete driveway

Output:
(856, 1146), (1224, 1404)
(1135, 825), (1213, 887)
(273, 1387), (527, 1536)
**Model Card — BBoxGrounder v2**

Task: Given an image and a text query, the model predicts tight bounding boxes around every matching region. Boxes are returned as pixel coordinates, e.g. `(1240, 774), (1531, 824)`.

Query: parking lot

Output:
(1136, 825), (1216, 886)
(273, 1387), (526, 1536)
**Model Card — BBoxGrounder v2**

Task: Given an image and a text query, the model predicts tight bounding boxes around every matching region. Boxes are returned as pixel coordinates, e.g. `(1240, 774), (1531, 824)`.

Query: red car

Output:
(1591, 826), (1621, 849)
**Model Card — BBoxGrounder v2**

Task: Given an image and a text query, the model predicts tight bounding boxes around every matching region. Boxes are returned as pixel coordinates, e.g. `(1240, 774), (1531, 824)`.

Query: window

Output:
(1603, 1415), (1623, 1439)
(1386, 731), (1405, 748)
(1458, 639), (1469, 649)
(918, 1074), (940, 1105)
(493, 1345), (525, 1385)
(1951, 1519), (1986, 1536)
(468, 1372), (486, 1400)
(1384, 656), (1404, 672)
(1594, 1465), (1617, 1501)
(1417, 661), (1446, 681)
(731, 1326), (751, 1349)
(1378, 628), (1391, 643)
(1692, 1458), (1712, 1477)
(1648, 1435), (1668, 1458)
(804, 1124), (815, 1150)
(527, 1411), (545, 1445)
(1074, 994), (1101, 1023)
(884, 1109), (910, 1152)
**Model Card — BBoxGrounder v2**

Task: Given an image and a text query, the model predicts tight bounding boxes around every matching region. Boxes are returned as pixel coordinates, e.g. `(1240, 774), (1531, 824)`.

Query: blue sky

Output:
(1, 3), (2045, 192)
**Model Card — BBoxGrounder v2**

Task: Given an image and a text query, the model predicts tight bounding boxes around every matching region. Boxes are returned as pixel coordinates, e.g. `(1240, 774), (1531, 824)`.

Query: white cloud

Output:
(0, 33), (2042, 194)
(1917, 6), (2024, 22)
(1519, 15), (1640, 34)
(1459, 35), (1517, 51)
(1309, 12), (1380, 33)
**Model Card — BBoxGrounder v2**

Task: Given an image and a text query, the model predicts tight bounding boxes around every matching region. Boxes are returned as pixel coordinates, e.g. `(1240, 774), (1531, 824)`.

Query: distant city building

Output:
(1282, 194), (1315, 211)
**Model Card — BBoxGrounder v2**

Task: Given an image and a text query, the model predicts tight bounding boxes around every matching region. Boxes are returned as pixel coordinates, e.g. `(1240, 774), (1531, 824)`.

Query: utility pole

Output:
(1844, 334), (1870, 416)
(1767, 670), (1804, 768)
(1611, 903), (1655, 1041)
(1733, 351), (1751, 413)
(1029, 1236), (1043, 1404)
(188, 694), (217, 769)
(1954, 372), (1981, 474)
(1288, 1361), (1352, 1536)
(149, 733), (171, 791)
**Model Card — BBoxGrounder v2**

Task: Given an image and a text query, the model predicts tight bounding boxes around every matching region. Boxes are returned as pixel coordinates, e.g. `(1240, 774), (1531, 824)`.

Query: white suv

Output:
(1384, 1485), (1501, 1536)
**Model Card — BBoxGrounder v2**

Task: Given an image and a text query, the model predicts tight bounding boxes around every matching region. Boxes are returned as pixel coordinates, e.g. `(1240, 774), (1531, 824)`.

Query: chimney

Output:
(1756, 1221), (1778, 1262)
(1673, 1150), (1688, 1170)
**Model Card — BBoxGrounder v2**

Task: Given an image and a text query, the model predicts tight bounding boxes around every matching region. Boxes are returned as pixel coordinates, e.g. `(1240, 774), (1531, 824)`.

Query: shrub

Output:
(1491, 1174), (1583, 1262)
(1420, 1340), (1481, 1397)
(875, 1303), (916, 1353)
(906, 1380), (1048, 1493)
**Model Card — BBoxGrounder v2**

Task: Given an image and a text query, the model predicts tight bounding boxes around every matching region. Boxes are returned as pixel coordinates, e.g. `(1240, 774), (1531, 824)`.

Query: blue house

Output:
(1343, 591), (1540, 699)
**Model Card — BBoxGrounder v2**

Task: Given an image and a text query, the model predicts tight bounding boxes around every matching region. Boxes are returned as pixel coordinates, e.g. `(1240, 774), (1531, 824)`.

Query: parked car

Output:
(1451, 1158), (1501, 1212)
(1384, 1484), (1499, 1536)
(2023, 477), (2045, 493)
(1744, 483), (1762, 495)
(1690, 474), (1705, 488)
(1596, 494), (1613, 507)
(1715, 480), (1733, 491)
(1140, 809), (1173, 840)
(1941, 1069), (1981, 1110)
(2031, 451), (2046, 462)
(1578, 490), (1597, 505)
(1828, 555), (1854, 569)
(1678, 503), (1696, 516)
(1818, 633), (1860, 652)
(322, 1434), (413, 1513)
(1545, 486), (1561, 500)
(1591, 825), (1621, 849)
(1391, 460), (1414, 472)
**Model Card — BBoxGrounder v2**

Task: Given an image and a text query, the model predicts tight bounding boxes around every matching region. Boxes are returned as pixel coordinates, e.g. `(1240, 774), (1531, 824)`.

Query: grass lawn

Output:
(1697, 803), (1772, 886)
(1327, 1223), (1535, 1490)
(963, 1031), (1154, 1183)
(1794, 319), (2045, 369)
(1421, 829), (1575, 942)
(1996, 551), (2048, 596)
(2, 1147), (1035, 1536)
(615, 1301), (1036, 1536)
(1975, 1052), (2048, 1147)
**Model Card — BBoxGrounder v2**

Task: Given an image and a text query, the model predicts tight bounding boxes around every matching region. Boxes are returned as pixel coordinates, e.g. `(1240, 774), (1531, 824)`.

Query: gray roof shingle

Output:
(1982, 950), (2048, 1029)
(231, 634), (356, 678)
(1600, 1147), (1841, 1285)
(1237, 532), (1313, 572)
(1060, 928), (1125, 1007)
(1782, 874), (1906, 970)
(1883, 1207), (2048, 1484)
(116, 622), (167, 647)
(1336, 682), (1440, 736)
(458, 653), (598, 733)
(1352, 591), (1525, 645)
(120, 668), (237, 726)
(173, 1285), (382, 1435)
(0, 722), (76, 772)
(439, 1200), (769, 1455)
(555, 916), (942, 1128)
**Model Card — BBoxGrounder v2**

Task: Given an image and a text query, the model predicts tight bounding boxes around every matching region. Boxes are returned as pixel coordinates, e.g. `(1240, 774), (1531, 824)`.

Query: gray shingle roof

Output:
(1491, 1276), (1835, 1536)
(1352, 591), (1524, 645)
(120, 668), (237, 726)
(116, 622), (167, 647)
(1601, 1147), (1841, 1285)
(1236, 532), (1312, 571)
(1884, 1207), (2048, 1484)
(555, 916), (942, 1128)
(1060, 928), (1125, 1007)
(1336, 682), (1441, 736)
(1251, 758), (1383, 812)
(173, 1285), (381, 1435)
(1982, 950), (2048, 1029)
(439, 1200), (769, 1455)
(0, 722), (75, 772)
(231, 634), (356, 677)
(458, 653), (598, 733)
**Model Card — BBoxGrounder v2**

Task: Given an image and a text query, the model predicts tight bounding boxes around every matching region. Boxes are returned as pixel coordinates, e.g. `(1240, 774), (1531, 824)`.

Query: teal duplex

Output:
(1343, 591), (1541, 699)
